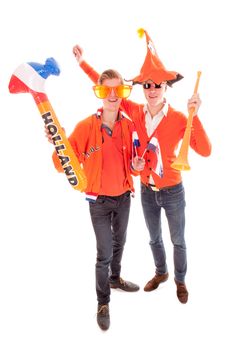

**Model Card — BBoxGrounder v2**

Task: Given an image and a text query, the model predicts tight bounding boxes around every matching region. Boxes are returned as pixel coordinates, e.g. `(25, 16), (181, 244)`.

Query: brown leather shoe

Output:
(144, 272), (169, 292)
(97, 304), (110, 331)
(110, 277), (139, 292)
(175, 280), (189, 304)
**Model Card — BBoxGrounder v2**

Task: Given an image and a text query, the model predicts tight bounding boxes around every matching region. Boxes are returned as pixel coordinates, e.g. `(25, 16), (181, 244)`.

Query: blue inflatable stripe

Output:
(28, 57), (61, 79)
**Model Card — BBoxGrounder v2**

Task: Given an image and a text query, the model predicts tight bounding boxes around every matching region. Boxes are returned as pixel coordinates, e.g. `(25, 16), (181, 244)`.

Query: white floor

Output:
(1, 169), (232, 349)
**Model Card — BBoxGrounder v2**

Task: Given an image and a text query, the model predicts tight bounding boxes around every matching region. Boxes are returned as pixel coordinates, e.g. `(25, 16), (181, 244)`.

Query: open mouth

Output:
(108, 98), (118, 102)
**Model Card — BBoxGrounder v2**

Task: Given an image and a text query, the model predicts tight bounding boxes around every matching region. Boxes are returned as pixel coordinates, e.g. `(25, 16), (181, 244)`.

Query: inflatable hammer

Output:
(8, 58), (87, 192)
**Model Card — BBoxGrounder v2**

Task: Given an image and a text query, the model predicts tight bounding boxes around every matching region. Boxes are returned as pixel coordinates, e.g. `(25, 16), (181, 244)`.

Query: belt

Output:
(148, 183), (160, 191)
(147, 183), (182, 192)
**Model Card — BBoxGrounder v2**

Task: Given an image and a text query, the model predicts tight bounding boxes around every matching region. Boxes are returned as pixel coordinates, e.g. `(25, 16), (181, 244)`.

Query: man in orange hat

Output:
(73, 28), (211, 304)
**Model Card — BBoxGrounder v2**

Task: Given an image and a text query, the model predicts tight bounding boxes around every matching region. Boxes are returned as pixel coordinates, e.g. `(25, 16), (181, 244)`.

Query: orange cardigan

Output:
(80, 61), (212, 188)
(52, 109), (136, 198)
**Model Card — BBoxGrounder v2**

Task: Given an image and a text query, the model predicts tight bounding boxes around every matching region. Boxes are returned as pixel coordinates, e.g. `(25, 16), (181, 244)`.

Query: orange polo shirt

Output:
(99, 122), (130, 196)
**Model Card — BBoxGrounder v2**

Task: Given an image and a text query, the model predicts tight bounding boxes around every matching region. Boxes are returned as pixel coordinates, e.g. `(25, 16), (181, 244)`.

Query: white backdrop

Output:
(1, 0), (232, 349)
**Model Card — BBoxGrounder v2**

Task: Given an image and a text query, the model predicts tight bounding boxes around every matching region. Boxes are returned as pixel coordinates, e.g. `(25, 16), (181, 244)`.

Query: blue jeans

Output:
(89, 191), (131, 305)
(141, 182), (187, 283)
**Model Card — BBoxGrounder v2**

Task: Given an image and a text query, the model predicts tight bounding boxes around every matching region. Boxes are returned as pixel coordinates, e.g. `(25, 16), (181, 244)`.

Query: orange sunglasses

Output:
(93, 85), (132, 99)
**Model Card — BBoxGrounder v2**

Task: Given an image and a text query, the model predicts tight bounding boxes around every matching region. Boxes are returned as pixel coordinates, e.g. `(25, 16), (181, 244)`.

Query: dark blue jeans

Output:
(141, 182), (187, 283)
(89, 191), (131, 305)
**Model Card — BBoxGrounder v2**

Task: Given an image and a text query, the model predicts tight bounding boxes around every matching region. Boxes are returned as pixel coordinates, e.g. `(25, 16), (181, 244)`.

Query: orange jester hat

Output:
(130, 28), (183, 87)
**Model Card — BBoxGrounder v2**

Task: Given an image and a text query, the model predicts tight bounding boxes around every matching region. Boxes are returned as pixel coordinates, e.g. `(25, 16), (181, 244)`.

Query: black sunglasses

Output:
(143, 82), (164, 89)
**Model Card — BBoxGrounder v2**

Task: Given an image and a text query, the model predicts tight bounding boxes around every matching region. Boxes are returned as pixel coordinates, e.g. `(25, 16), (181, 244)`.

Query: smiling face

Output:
(101, 77), (123, 113)
(143, 80), (167, 108)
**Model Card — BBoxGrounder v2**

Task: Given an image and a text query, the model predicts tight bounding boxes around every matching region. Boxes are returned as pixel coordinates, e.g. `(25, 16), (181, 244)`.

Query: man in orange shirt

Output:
(47, 69), (144, 331)
(73, 28), (211, 304)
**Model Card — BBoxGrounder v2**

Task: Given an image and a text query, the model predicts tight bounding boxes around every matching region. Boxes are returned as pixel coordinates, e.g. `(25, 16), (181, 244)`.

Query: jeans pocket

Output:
(166, 183), (184, 195)
(125, 191), (131, 198)
(90, 197), (105, 206)
(96, 198), (105, 204)
(122, 191), (131, 205)
(164, 185), (185, 206)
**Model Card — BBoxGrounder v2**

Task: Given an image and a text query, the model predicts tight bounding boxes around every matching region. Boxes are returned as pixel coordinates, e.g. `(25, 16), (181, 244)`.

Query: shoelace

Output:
(119, 277), (126, 286)
(98, 305), (109, 315)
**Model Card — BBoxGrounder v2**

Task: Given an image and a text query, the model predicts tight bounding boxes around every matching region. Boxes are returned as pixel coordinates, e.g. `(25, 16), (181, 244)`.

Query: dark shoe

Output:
(175, 279), (189, 304)
(110, 277), (139, 292)
(97, 304), (110, 331)
(144, 272), (169, 292)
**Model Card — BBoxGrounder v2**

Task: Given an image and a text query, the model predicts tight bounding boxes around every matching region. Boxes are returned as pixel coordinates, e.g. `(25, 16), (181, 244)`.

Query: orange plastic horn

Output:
(171, 71), (202, 171)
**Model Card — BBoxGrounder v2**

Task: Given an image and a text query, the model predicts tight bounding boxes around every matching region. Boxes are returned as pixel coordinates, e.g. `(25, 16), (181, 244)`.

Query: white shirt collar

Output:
(143, 100), (169, 118)
(143, 101), (169, 137)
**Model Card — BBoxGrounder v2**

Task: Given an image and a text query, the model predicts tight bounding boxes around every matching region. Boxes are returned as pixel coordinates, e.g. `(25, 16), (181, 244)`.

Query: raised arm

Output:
(73, 44), (99, 84)
(72, 44), (141, 122)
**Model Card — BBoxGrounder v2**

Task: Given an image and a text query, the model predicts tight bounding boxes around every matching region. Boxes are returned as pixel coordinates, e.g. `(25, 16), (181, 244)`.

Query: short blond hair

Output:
(98, 69), (123, 85)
